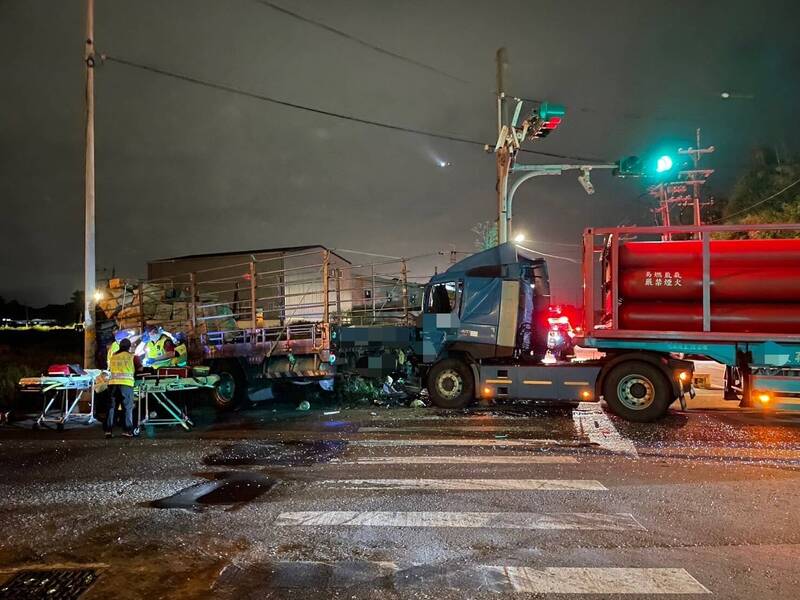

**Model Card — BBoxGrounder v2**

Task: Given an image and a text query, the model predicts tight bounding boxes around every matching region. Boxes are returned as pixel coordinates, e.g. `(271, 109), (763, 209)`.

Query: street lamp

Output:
(514, 233), (525, 243)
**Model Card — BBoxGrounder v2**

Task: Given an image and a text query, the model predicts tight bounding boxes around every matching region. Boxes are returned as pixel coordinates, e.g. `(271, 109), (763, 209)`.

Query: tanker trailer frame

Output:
(580, 223), (800, 412)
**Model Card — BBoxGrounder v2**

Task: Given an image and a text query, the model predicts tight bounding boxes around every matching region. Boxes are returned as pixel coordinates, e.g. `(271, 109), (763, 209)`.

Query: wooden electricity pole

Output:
(83, 0), (97, 367)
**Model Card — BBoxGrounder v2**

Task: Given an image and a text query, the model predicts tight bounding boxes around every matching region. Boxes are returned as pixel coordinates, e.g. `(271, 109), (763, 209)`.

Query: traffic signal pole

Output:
(506, 164), (616, 232)
(495, 48), (510, 244)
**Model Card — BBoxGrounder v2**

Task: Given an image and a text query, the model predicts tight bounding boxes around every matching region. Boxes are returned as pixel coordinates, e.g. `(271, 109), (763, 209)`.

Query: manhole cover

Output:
(0, 568), (99, 599)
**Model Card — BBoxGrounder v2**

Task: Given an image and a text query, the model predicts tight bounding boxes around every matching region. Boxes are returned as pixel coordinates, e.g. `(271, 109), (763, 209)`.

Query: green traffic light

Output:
(656, 155), (673, 173)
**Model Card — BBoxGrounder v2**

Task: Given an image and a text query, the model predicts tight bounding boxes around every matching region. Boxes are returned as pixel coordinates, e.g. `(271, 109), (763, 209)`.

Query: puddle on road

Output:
(203, 440), (348, 467)
(150, 471), (276, 510)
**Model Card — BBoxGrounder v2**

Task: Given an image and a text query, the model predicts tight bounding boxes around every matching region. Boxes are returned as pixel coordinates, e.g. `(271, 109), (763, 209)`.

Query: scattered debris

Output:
(323, 410), (340, 416)
(409, 399), (426, 408)
(297, 400), (311, 411)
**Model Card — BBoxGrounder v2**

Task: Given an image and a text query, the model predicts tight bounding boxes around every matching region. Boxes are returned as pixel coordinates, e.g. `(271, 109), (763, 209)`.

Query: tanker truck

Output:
(333, 223), (800, 422)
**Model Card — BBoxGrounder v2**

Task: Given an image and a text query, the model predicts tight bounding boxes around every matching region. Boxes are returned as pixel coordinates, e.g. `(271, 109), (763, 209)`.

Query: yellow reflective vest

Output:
(146, 335), (170, 368)
(108, 350), (135, 387)
(173, 343), (188, 367)
(106, 340), (119, 367)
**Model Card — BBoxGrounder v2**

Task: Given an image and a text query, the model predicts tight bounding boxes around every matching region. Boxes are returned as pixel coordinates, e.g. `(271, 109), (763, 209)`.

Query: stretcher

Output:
(135, 372), (220, 431)
(18, 370), (102, 431)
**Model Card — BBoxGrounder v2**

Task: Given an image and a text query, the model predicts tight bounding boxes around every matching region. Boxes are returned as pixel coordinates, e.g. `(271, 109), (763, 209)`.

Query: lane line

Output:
(332, 455), (578, 465)
(351, 438), (569, 447)
(495, 566), (710, 594)
(316, 478), (606, 490)
(572, 402), (639, 457)
(275, 511), (643, 530)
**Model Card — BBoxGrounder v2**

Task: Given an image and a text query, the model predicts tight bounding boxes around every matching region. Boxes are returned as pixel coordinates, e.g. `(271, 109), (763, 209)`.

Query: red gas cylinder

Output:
(620, 267), (800, 302)
(620, 303), (800, 334)
(619, 238), (800, 270)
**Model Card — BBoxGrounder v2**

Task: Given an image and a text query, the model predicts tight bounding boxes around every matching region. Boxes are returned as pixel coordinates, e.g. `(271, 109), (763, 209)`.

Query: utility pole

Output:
(680, 128), (715, 235)
(83, 0), (97, 368)
(495, 47), (510, 245)
(650, 129), (714, 240)
(489, 49), (568, 244)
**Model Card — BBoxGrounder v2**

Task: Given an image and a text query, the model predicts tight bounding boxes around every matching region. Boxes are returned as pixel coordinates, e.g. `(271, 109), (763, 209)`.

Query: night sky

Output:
(2, 0), (799, 306)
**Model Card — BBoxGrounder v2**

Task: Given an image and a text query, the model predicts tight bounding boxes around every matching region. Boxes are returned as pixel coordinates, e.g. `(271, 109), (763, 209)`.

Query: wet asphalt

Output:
(1, 396), (800, 599)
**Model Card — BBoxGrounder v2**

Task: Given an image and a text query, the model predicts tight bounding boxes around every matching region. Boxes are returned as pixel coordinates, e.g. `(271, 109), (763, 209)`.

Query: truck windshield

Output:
(531, 263), (550, 297)
(425, 281), (461, 314)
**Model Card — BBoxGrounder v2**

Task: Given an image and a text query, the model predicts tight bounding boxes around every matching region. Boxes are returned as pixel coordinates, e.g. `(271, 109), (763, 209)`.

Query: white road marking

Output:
(573, 402), (639, 457)
(275, 511), (643, 530)
(351, 438), (566, 447)
(357, 425), (552, 433)
(333, 455), (578, 465)
(316, 478), (606, 490)
(495, 566), (710, 594)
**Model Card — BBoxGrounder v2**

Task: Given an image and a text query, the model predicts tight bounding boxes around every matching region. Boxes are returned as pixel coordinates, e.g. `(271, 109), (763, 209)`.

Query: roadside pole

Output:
(83, 0), (97, 367)
(495, 48), (510, 244)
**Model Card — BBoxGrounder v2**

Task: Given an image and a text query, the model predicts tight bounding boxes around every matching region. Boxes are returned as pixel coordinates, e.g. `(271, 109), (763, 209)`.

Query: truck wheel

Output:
(427, 358), (474, 409)
(602, 361), (672, 422)
(211, 361), (246, 410)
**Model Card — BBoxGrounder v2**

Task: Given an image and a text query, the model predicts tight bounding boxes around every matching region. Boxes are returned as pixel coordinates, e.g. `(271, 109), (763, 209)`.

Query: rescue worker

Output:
(143, 327), (188, 368)
(106, 330), (129, 367)
(106, 337), (140, 438)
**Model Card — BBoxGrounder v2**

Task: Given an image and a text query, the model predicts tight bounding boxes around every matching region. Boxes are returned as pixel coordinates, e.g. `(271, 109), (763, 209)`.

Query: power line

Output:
(102, 55), (604, 162)
(515, 244), (579, 264)
(252, 0), (470, 85)
(710, 175), (800, 223)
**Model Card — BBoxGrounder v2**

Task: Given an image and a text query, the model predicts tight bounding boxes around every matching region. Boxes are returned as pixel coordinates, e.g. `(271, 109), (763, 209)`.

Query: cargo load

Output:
(609, 238), (800, 333)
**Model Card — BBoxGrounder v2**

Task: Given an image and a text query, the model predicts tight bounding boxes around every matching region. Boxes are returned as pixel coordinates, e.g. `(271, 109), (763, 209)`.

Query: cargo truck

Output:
(333, 223), (800, 421)
(108, 223), (800, 422)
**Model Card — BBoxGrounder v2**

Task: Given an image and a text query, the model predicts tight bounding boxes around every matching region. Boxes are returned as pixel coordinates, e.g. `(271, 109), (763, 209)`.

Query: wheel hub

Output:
(617, 374), (655, 410)
(436, 369), (463, 400)
(216, 372), (236, 403)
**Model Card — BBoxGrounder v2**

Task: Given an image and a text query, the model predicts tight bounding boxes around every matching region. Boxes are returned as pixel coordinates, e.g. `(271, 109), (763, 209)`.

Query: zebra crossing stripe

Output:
(275, 511), (643, 530)
(351, 438), (566, 447)
(357, 425), (552, 433)
(573, 402), (639, 457)
(317, 478), (605, 490)
(333, 455), (578, 465)
(495, 566), (710, 594)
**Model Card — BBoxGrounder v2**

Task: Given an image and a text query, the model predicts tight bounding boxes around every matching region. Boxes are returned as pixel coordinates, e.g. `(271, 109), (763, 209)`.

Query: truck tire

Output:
(602, 361), (673, 422)
(211, 360), (246, 411)
(427, 358), (474, 409)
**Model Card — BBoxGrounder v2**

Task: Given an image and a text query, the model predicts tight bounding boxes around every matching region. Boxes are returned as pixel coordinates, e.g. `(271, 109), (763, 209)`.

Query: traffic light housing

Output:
(530, 102), (566, 139)
(613, 155), (643, 177)
(613, 153), (678, 178)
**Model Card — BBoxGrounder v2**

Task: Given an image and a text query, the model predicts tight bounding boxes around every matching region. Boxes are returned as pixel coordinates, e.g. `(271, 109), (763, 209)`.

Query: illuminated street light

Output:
(514, 233), (525, 243)
(93, 289), (103, 302)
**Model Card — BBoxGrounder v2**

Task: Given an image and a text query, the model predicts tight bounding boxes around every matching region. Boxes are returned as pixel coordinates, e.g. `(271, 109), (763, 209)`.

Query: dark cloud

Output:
(2, 0), (799, 305)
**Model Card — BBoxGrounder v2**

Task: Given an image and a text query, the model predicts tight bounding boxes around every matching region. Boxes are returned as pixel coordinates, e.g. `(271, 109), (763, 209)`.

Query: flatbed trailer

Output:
(581, 224), (800, 413)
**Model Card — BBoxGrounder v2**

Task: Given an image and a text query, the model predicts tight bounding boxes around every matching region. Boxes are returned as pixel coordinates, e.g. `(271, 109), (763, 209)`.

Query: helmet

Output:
(114, 330), (130, 342)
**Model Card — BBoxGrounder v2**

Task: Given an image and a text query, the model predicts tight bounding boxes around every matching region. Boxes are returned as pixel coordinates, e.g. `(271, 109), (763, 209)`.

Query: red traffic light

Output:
(544, 116), (562, 128)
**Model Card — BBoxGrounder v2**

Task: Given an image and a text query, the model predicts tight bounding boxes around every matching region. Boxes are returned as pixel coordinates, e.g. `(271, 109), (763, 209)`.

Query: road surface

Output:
(1, 396), (799, 599)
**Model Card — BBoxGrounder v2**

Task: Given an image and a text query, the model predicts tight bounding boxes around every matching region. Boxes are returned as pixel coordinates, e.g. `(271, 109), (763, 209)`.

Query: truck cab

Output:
(420, 243), (551, 366)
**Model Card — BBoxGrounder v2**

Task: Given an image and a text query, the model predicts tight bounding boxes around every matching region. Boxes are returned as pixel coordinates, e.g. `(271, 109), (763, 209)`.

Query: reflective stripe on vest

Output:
(106, 340), (119, 367)
(173, 343), (188, 367)
(109, 351), (135, 387)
